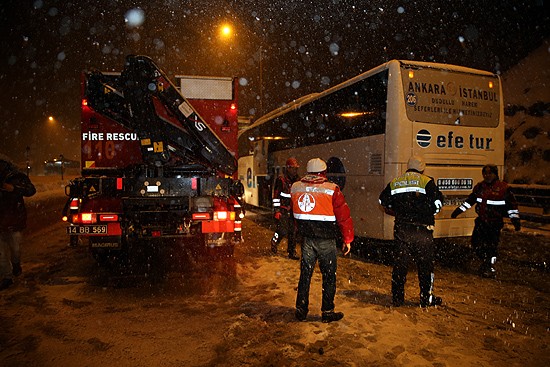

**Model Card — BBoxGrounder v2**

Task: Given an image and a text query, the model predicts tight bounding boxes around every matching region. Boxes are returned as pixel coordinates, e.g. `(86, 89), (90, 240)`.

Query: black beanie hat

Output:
(482, 164), (499, 179)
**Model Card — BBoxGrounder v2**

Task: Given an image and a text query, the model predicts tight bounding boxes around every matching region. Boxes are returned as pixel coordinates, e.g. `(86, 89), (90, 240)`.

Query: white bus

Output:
(238, 60), (504, 240)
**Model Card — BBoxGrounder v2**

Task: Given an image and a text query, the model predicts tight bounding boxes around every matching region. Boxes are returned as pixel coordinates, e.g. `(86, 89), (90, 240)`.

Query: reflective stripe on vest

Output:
(477, 198), (506, 205)
(291, 181), (336, 222)
(390, 171), (441, 213)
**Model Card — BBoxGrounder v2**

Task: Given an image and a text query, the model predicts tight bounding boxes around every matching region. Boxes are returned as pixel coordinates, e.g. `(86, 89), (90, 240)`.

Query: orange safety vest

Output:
(291, 180), (336, 222)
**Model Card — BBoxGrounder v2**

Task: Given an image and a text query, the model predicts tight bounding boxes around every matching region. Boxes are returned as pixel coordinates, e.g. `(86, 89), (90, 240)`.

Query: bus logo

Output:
(416, 129), (432, 148)
(406, 92), (417, 106)
(297, 193), (316, 212)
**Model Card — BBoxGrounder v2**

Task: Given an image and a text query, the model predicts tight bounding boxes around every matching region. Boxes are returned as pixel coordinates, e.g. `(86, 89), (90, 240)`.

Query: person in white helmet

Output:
(291, 158), (354, 323)
(379, 155), (444, 308)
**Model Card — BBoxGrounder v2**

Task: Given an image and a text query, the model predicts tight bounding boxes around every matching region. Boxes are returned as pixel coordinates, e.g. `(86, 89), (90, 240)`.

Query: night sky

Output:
(0, 0), (548, 164)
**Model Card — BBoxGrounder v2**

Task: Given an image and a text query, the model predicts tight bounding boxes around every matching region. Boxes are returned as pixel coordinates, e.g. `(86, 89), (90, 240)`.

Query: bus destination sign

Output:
(437, 178), (473, 190)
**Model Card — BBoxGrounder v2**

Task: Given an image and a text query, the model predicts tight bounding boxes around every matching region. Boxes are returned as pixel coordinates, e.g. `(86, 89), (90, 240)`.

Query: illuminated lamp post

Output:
(218, 22), (265, 117)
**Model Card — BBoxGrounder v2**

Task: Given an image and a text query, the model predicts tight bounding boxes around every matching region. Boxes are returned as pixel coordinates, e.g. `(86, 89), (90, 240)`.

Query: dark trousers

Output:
(271, 210), (297, 255)
(391, 223), (435, 305)
(296, 237), (337, 313)
(471, 217), (502, 264)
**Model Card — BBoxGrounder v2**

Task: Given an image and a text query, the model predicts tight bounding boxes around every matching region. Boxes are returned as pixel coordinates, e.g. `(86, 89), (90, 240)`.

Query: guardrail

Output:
(510, 184), (550, 223)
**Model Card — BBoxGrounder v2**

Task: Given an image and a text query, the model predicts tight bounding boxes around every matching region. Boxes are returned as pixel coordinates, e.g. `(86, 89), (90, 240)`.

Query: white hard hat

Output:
(306, 158), (327, 173)
(407, 155), (426, 172)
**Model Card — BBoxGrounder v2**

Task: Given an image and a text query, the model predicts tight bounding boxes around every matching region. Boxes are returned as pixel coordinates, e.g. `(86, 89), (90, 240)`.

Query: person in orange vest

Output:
(291, 158), (354, 323)
(451, 164), (520, 278)
(379, 155), (444, 308)
(271, 157), (300, 260)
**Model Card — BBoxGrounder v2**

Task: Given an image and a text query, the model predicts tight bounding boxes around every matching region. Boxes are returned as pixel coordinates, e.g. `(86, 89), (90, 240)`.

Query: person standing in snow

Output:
(0, 156), (36, 290)
(270, 157), (301, 260)
(379, 155), (444, 307)
(291, 158), (354, 323)
(450, 164), (520, 278)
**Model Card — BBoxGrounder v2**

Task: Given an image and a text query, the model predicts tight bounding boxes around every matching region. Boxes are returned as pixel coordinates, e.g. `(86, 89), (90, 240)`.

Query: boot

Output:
(420, 295), (442, 308)
(322, 311), (344, 323)
(295, 308), (308, 321)
(270, 240), (278, 254)
(392, 297), (404, 307)
(479, 257), (496, 278)
(288, 252), (300, 260)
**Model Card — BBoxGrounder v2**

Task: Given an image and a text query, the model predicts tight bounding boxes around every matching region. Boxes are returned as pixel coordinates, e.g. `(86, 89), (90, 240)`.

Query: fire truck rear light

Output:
(99, 214), (118, 221)
(69, 198), (79, 210)
(80, 213), (96, 224)
(152, 230), (162, 237)
(117, 178), (123, 190)
(62, 216), (68, 222)
(193, 213), (211, 220)
(214, 211), (228, 221)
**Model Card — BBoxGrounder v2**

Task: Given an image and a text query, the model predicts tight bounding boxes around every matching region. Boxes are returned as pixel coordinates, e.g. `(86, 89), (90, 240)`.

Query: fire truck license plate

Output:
(66, 225), (108, 235)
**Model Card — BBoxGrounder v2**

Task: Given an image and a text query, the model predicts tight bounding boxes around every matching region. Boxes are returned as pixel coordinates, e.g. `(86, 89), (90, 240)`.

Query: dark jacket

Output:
(0, 161), (36, 232)
(272, 172), (299, 213)
(379, 169), (444, 226)
(455, 179), (519, 224)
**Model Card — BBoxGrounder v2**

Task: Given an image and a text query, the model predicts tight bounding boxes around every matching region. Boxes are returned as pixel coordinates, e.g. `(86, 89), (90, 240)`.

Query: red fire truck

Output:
(62, 55), (243, 263)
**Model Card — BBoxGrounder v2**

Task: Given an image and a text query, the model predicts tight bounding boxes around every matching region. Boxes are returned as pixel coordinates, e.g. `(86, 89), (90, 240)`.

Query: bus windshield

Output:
(401, 63), (501, 127)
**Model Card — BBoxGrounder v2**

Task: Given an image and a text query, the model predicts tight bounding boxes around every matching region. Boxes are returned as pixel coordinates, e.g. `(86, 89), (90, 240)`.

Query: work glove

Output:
(511, 218), (521, 231)
(274, 212), (282, 220)
(451, 208), (462, 219)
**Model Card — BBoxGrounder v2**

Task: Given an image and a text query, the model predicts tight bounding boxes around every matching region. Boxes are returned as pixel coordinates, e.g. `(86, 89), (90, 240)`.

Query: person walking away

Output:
(0, 156), (36, 290)
(271, 157), (301, 260)
(379, 155), (444, 307)
(291, 158), (354, 322)
(450, 164), (520, 278)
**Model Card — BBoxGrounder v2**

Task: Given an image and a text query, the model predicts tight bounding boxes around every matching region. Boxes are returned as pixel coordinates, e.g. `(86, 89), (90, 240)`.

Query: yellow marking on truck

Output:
(153, 141), (164, 152)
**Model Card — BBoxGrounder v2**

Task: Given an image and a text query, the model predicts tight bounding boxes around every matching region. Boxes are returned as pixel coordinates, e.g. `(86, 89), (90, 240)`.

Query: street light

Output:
(217, 21), (265, 116)
(219, 24), (233, 40)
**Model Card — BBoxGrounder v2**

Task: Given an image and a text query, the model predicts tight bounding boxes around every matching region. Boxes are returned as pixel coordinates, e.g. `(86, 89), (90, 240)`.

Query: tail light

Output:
(192, 212), (211, 220)
(69, 198), (80, 210)
(213, 211), (235, 221)
(72, 213), (119, 224)
(73, 213), (97, 224)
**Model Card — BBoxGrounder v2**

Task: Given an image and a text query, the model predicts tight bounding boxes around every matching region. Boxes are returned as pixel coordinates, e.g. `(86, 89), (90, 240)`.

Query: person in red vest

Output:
(271, 157), (301, 260)
(291, 158), (354, 323)
(451, 164), (520, 278)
